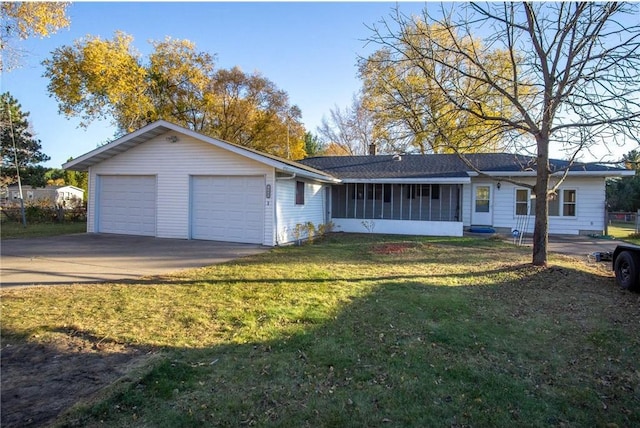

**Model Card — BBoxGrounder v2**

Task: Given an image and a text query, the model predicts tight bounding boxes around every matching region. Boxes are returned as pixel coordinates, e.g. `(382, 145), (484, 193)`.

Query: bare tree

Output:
(366, 2), (640, 266)
(318, 93), (390, 155)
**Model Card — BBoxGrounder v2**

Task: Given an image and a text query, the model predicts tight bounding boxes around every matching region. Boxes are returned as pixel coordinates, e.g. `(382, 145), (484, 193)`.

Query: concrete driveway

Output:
(513, 234), (622, 260)
(1, 234), (267, 287)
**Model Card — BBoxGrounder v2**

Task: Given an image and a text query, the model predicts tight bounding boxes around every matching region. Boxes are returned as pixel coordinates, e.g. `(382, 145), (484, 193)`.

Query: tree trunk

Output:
(532, 138), (550, 267)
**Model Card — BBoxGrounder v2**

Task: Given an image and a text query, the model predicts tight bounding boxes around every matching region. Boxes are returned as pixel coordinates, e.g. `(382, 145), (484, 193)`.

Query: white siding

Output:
(87, 131), (276, 245)
(86, 171), (96, 234)
(333, 218), (463, 236)
(276, 179), (327, 244)
(470, 176), (607, 235)
(461, 183), (472, 226)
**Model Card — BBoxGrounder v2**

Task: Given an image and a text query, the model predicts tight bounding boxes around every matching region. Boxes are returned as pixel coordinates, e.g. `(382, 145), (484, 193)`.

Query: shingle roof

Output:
(297, 153), (626, 180)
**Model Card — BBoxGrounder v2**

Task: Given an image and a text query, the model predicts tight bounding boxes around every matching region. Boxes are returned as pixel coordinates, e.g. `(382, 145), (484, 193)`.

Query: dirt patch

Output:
(370, 242), (423, 255)
(1, 330), (154, 427)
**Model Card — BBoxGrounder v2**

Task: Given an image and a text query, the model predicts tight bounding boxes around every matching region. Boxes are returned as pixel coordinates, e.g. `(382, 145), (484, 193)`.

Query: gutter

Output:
(339, 177), (470, 184)
(276, 172), (297, 181)
(466, 170), (634, 177)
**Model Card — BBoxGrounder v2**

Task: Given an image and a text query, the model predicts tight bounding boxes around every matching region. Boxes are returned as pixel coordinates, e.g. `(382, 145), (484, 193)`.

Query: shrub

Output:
(1, 201), (86, 224)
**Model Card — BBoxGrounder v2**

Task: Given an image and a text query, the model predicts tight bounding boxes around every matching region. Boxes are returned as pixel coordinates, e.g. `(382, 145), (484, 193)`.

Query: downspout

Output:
(273, 180), (279, 246)
(323, 185), (327, 225)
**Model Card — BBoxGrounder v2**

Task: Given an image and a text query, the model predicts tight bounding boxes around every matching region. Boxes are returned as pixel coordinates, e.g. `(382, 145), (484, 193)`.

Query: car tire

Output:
(614, 251), (640, 291)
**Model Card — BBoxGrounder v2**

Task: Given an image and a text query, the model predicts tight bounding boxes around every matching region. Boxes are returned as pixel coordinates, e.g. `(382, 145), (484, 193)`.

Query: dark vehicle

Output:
(612, 244), (640, 291)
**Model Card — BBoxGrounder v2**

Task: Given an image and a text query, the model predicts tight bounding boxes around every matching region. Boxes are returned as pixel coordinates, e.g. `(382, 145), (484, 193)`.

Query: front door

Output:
(472, 184), (493, 226)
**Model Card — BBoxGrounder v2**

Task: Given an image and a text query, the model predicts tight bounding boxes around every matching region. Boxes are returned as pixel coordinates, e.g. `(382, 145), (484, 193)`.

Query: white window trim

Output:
(514, 187), (577, 218)
(295, 181), (305, 205)
(549, 188), (577, 218)
(514, 188), (534, 217)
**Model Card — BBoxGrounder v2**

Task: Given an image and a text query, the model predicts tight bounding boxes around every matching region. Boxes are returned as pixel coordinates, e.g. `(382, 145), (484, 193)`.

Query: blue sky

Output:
(3, 1), (428, 168)
(2, 1), (636, 169)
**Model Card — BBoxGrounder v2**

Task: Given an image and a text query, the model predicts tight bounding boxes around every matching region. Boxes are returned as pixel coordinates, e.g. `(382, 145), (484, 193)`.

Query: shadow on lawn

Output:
(3, 259), (638, 428)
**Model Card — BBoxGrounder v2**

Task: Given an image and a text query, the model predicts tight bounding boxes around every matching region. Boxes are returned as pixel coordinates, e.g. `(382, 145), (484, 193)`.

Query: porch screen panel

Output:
(359, 183), (366, 218)
(334, 183), (461, 222)
(331, 185), (347, 218)
(382, 184), (393, 219)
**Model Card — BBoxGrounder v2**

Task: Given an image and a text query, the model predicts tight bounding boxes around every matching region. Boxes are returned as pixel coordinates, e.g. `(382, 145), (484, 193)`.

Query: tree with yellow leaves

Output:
(43, 32), (306, 159)
(1, 2), (70, 71)
(45, 32), (151, 132)
(360, 19), (517, 155)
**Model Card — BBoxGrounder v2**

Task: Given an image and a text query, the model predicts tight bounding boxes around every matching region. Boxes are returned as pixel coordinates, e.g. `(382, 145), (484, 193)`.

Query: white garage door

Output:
(191, 176), (264, 244)
(98, 175), (156, 236)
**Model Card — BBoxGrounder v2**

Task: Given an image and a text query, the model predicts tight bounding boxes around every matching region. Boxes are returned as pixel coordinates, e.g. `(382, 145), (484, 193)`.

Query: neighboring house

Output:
(1, 185), (84, 208)
(63, 120), (633, 245)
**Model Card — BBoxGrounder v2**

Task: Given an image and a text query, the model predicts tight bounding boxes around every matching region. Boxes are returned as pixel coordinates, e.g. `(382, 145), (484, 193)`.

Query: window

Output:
(515, 189), (536, 215)
(549, 189), (576, 217)
(475, 186), (490, 213)
(515, 188), (535, 215)
(515, 189), (528, 215)
(295, 181), (305, 205)
(562, 190), (576, 216)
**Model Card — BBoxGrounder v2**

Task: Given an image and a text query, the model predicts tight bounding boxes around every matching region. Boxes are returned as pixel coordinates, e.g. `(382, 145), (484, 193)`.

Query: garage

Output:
(98, 175), (157, 236)
(63, 121), (338, 246)
(191, 175), (264, 244)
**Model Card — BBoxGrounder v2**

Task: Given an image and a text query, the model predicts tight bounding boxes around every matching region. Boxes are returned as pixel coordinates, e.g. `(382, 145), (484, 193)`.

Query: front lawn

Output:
(0, 221), (86, 239)
(608, 221), (640, 245)
(1, 234), (638, 427)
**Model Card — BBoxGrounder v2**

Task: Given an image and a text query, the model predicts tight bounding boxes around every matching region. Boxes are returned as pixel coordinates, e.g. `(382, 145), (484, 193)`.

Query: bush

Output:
(1, 201), (86, 224)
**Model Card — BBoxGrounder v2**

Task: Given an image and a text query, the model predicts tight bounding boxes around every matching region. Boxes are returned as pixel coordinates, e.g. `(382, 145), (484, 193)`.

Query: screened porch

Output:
(331, 183), (462, 222)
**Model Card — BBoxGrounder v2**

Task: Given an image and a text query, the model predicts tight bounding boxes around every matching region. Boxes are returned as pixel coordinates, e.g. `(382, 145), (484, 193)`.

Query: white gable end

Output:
(87, 131), (276, 244)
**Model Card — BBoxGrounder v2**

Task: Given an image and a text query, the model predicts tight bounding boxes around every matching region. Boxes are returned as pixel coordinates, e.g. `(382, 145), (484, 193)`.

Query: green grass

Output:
(1, 234), (638, 427)
(607, 221), (640, 244)
(0, 221), (86, 239)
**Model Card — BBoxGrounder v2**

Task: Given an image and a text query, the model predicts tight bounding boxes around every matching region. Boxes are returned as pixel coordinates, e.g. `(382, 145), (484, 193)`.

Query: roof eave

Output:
(63, 121), (175, 171)
(62, 120), (338, 183)
(339, 177), (471, 184)
(467, 170), (633, 177)
(561, 170), (635, 177)
(278, 166), (341, 184)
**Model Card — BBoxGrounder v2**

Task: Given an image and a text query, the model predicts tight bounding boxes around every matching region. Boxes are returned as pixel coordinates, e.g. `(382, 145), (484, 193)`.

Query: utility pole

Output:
(7, 105), (27, 227)
(286, 112), (290, 160)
